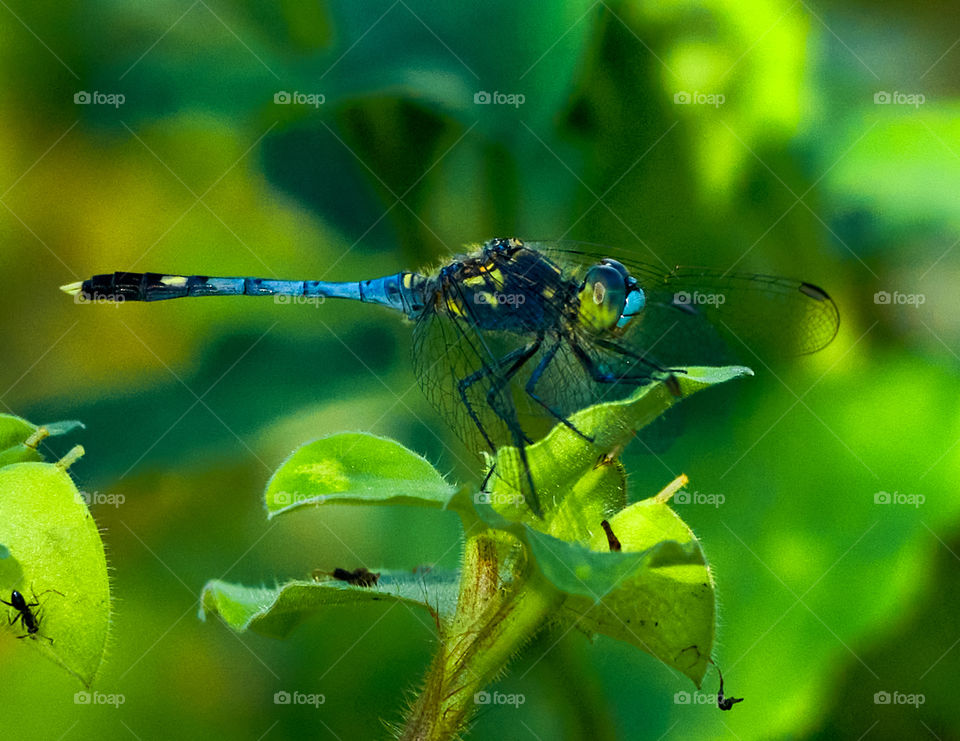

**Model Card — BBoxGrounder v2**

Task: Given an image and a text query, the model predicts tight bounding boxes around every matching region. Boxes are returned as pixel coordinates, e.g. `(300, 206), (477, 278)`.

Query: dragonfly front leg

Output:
(570, 338), (674, 386)
(524, 340), (594, 442)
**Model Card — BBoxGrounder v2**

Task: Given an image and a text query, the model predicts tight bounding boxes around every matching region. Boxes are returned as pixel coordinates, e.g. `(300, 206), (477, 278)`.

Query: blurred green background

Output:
(1, 1), (958, 738)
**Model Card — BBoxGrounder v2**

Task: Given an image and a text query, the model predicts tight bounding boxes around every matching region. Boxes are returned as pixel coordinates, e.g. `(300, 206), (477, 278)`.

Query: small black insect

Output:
(716, 665), (744, 711)
(312, 567), (380, 587)
(600, 519), (622, 551)
(1, 588), (63, 643)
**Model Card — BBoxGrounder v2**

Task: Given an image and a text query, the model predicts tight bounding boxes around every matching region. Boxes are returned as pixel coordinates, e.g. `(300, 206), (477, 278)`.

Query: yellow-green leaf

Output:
(0, 452), (111, 686)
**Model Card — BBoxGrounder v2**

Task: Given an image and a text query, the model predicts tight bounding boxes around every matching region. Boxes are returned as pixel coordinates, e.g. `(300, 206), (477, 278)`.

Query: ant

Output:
(715, 664), (744, 711)
(312, 567), (380, 587)
(1, 587), (63, 643)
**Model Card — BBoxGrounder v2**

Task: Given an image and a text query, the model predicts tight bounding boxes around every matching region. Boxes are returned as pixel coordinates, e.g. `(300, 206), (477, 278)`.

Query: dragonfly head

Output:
(577, 259), (645, 331)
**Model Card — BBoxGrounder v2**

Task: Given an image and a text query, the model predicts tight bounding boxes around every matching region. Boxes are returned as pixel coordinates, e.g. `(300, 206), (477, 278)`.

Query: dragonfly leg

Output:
(484, 343), (547, 518)
(570, 339), (671, 386)
(513, 432), (542, 518)
(591, 337), (680, 377)
(457, 367), (500, 452)
(458, 343), (541, 449)
(524, 340), (594, 442)
(457, 341), (547, 517)
(483, 340), (542, 436)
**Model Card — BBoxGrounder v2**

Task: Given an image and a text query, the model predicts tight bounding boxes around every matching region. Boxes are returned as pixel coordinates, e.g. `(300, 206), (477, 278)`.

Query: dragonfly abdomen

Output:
(62, 271), (428, 315)
(63, 272), (326, 302)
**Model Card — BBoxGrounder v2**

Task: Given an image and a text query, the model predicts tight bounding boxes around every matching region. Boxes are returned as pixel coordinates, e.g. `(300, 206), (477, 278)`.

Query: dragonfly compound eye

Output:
(579, 263), (630, 331)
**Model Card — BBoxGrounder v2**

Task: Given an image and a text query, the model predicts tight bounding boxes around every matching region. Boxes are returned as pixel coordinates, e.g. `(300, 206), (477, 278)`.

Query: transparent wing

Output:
(531, 241), (840, 362)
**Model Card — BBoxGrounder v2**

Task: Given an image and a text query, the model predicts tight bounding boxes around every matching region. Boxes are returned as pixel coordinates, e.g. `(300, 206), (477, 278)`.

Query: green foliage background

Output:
(1, 1), (958, 738)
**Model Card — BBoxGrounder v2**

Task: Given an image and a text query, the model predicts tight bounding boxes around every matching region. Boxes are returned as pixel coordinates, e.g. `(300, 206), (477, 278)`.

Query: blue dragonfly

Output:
(63, 237), (839, 516)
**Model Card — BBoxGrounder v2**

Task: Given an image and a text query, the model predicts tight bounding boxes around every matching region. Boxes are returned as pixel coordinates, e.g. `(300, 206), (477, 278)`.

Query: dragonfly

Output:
(62, 237), (839, 517)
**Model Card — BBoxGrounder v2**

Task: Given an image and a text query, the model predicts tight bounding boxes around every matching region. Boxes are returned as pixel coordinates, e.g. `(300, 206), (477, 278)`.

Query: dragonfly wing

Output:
(532, 241), (840, 360)
(411, 288), (528, 462)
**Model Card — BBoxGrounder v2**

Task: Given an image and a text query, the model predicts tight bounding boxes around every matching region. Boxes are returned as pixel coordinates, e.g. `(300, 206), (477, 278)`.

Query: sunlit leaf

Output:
(557, 495), (715, 686)
(0, 414), (84, 468)
(264, 432), (457, 517)
(488, 366), (752, 524)
(0, 450), (110, 686)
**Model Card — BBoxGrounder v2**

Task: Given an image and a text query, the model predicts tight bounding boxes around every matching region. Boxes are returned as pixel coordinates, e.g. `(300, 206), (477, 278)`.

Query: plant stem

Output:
(400, 528), (562, 740)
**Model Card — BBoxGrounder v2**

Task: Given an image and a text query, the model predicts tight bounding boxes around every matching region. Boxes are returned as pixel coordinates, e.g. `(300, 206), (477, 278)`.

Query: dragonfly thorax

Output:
(431, 240), (573, 334)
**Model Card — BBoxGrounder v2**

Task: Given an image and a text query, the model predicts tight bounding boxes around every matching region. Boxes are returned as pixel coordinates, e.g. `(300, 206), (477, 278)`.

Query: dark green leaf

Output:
(200, 569), (458, 638)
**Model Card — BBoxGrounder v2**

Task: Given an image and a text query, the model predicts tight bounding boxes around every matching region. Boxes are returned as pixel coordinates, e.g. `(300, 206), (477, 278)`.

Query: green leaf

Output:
(0, 414), (85, 468)
(0, 543), (23, 586)
(200, 569), (458, 638)
(489, 366), (752, 523)
(264, 432), (457, 516)
(557, 495), (716, 687)
(0, 450), (111, 686)
(545, 461), (628, 544)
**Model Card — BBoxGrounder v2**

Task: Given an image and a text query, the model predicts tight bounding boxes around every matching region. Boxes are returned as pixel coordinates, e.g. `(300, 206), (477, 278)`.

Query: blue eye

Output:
(617, 287), (645, 328)
(578, 265), (627, 330)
